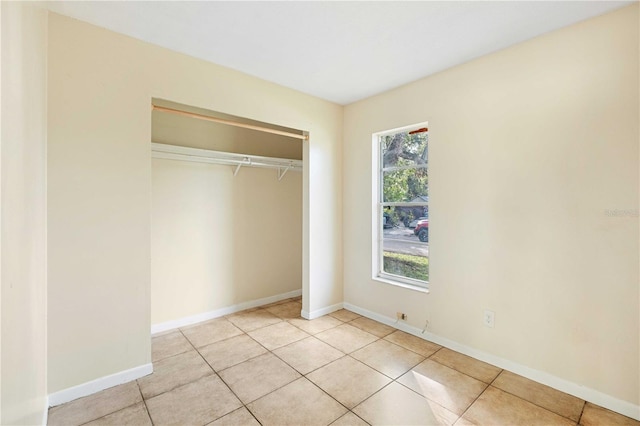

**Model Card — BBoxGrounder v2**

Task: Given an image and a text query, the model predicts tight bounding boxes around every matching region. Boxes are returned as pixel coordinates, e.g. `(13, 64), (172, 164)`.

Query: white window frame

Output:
(372, 122), (430, 292)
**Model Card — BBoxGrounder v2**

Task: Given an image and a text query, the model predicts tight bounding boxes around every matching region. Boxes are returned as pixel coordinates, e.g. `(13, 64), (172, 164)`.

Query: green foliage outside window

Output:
(381, 132), (428, 203)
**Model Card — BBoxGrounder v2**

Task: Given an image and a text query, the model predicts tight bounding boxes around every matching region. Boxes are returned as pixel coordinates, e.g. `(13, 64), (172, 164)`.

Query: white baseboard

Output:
(48, 363), (153, 407)
(343, 302), (640, 421)
(301, 302), (343, 320)
(151, 289), (302, 334)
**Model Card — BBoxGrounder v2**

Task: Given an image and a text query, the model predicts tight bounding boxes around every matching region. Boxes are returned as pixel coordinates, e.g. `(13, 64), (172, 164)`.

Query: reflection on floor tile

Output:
(353, 382), (458, 426)
(460, 386), (575, 426)
(48, 305), (634, 426)
(397, 359), (487, 415)
(351, 339), (424, 379)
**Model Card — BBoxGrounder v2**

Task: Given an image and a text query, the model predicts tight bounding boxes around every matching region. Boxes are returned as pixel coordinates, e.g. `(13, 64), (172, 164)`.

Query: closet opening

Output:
(150, 99), (307, 333)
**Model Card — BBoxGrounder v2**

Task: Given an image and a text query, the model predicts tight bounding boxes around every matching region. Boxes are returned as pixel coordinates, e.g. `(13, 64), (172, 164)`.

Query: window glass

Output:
(376, 127), (429, 288)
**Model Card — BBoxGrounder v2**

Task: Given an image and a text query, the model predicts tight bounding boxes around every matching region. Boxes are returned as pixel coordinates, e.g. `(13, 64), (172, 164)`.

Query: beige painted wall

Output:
(1, 2), (48, 423)
(344, 4), (638, 407)
(152, 159), (302, 325)
(48, 12), (342, 393)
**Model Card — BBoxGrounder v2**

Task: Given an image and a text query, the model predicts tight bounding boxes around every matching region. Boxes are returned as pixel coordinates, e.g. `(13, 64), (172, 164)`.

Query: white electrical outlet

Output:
(483, 310), (495, 328)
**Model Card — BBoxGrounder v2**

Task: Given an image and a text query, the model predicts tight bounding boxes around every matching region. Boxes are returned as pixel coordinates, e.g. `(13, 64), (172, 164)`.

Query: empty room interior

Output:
(1, 1), (638, 425)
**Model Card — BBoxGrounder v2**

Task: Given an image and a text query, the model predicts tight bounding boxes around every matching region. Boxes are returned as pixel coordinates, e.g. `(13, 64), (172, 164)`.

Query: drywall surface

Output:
(343, 4), (638, 407)
(48, 13), (342, 393)
(1, 2), (48, 423)
(151, 160), (302, 324)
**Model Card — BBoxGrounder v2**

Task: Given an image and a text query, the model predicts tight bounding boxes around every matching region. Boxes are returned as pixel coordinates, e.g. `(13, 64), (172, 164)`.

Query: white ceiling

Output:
(46, 1), (632, 105)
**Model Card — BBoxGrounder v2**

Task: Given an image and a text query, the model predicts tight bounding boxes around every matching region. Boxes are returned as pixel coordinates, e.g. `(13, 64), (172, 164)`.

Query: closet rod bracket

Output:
(233, 157), (252, 176)
(278, 166), (291, 181)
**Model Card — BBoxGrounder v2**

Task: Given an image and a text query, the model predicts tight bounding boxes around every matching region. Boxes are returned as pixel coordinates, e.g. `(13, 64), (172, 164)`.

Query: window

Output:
(374, 124), (429, 289)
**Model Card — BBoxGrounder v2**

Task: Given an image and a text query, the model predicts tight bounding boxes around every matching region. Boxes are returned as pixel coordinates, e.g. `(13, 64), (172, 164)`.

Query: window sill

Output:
(373, 275), (430, 294)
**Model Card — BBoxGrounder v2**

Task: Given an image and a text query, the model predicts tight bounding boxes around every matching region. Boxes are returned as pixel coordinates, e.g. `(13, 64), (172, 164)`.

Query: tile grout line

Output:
(244, 404), (264, 426)
(576, 400), (588, 425)
(487, 381), (586, 424)
(310, 323), (379, 355)
(269, 337), (346, 377)
(141, 329), (217, 400)
(455, 368), (503, 422)
(489, 369), (587, 423)
(347, 349), (425, 383)
(74, 400), (143, 426)
(301, 368), (368, 425)
(384, 332), (443, 359)
(224, 299), (304, 334)
(136, 380), (156, 426)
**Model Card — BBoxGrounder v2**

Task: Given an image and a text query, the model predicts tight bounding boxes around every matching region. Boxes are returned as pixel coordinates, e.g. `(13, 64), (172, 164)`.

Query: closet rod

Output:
(151, 143), (303, 171)
(152, 105), (308, 141)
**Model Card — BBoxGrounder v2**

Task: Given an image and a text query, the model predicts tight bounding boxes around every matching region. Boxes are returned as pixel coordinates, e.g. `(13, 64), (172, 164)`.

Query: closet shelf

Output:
(151, 143), (303, 178)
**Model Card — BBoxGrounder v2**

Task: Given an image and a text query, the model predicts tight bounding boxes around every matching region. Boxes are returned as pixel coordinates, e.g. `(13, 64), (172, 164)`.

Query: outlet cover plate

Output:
(484, 310), (495, 328)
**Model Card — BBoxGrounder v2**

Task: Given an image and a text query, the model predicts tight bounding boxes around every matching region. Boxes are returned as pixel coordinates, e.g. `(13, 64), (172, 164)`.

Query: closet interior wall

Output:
(151, 102), (303, 327)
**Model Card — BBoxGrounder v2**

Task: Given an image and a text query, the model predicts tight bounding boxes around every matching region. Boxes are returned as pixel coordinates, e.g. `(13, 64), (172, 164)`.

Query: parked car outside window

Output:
(408, 216), (428, 229)
(414, 219), (429, 242)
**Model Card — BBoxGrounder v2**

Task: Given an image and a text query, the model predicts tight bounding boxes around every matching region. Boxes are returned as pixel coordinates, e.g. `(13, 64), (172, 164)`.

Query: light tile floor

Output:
(48, 298), (640, 426)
